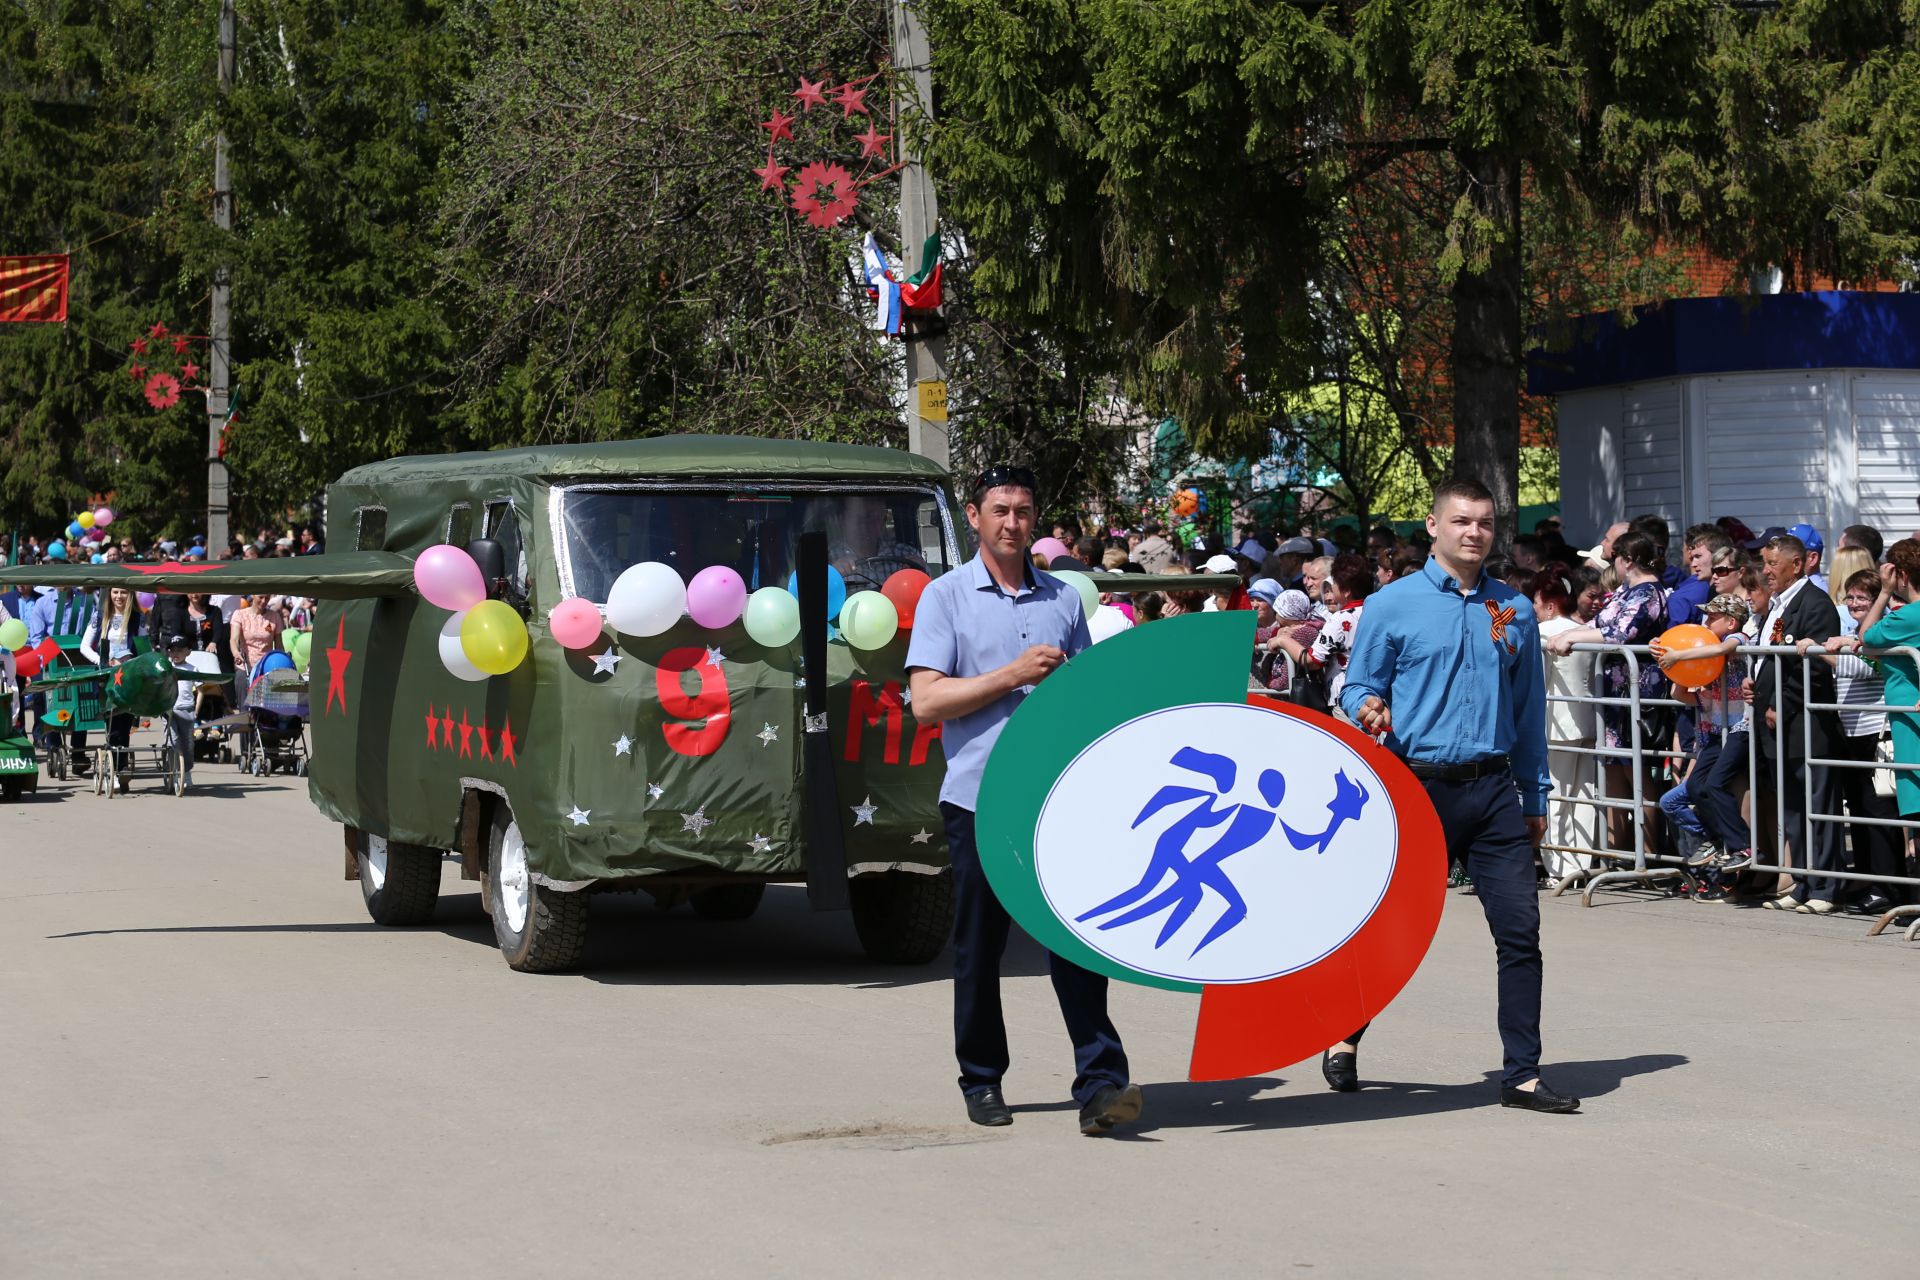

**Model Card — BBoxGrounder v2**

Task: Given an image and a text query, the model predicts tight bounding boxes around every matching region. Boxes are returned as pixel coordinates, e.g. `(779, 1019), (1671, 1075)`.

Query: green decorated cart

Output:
(0, 686), (37, 800)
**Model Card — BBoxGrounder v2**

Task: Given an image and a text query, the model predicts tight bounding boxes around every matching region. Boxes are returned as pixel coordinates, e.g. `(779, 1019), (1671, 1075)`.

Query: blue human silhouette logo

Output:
(1074, 746), (1370, 956)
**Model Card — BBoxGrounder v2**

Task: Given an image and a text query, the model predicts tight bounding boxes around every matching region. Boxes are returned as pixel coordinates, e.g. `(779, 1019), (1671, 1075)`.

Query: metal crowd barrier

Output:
(1545, 640), (1920, 941)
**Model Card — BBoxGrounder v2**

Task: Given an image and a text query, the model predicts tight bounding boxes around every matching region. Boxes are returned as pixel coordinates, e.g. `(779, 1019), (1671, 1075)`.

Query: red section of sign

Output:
(0, 254), (69, 323)
(844, 678), (904, 763)
(1185, 696), (1447, 1082)
(657, 646), (730, 756)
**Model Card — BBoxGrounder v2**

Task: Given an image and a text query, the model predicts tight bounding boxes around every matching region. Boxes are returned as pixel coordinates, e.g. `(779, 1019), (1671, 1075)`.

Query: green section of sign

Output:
(975, 611), (1256, 992)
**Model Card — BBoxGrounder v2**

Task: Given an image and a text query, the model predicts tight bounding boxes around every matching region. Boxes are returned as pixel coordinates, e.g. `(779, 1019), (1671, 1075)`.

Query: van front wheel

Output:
(356, 829), (442, 926)
(849, 871), (954, 964)
(487, 803), (588, 973)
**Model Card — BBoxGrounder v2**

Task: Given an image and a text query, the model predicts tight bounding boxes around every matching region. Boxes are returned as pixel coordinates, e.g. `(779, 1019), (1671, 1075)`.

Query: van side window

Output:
(484, 499), (528, 598)
(446, 503), (473, 547)
(355, 507), (387, 552)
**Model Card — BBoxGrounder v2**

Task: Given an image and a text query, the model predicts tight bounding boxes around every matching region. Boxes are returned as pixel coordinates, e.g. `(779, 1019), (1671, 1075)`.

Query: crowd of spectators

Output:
(0, 523), (323, 569)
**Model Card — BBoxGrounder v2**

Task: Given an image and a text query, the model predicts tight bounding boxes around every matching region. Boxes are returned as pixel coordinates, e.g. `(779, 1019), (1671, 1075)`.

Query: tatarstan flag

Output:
(0, 254), (69, 323)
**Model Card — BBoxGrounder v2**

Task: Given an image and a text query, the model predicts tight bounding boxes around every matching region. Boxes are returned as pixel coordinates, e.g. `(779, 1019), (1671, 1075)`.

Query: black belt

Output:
(1401, 754), (1510, 782)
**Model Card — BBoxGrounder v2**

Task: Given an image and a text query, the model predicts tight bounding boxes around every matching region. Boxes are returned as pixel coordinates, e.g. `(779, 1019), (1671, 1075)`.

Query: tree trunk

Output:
(1449, 149), (1523, 546)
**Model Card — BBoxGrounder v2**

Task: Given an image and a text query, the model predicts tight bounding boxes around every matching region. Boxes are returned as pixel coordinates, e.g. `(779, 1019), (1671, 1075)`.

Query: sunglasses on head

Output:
(972, 465), (1039, 496)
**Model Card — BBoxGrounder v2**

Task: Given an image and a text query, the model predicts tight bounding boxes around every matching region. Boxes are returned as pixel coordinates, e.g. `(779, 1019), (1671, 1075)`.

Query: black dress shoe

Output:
(1322, 1051), (1359, 1093)
(964, 1087), (1012, 1127)
(1077, 1083), (1144, 1135)
(1500, 1081), (1581, 1113)
(1849, 894), (1895, 916)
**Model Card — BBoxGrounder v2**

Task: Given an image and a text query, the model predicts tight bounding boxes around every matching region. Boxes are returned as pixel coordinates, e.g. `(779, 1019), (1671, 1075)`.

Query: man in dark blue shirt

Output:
(1335, 477), (1579, 1114)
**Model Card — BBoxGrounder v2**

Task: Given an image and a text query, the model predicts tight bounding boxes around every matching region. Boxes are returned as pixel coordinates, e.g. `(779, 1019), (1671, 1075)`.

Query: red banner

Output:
(0, 254), (69, 323)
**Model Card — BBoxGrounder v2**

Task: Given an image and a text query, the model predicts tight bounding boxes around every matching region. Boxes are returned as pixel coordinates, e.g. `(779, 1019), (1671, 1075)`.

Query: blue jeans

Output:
(1661, 732), (1751, 852)
(941, 801), (1129, 1105)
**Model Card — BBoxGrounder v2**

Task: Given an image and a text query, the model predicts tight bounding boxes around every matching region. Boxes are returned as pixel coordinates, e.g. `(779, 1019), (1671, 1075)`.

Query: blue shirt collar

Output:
(964, 553), (1040, 597)
(1421, 555), (1488, 597)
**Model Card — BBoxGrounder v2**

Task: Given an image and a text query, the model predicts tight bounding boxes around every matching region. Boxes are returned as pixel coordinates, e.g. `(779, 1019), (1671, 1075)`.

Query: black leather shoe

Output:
(964, 1087), (1012, 1127)
(1078, 1083), (1144, 1135)
(1500, 1081), (1581, 1113)
(1322, 1051), (1359, 1093)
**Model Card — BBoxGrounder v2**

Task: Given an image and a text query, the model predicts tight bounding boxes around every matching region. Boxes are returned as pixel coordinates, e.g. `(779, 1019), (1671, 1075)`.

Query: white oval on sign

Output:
(1034, 702), (1398, 985)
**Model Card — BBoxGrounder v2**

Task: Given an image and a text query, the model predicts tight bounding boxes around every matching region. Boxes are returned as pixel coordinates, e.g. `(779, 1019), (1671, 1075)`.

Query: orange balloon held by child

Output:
(1654, 623), (1726, 690)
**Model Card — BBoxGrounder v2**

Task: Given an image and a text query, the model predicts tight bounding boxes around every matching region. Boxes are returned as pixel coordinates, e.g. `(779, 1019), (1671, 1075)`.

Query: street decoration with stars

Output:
(974, 612), (1446, 1083)
(750, 70), (901, 231)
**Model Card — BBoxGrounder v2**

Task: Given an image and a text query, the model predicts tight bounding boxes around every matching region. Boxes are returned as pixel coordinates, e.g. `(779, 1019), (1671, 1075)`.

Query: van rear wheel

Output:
(487, 802), (588, 972)
(849, 871), (954, 964)
(356, 829), (442, 926)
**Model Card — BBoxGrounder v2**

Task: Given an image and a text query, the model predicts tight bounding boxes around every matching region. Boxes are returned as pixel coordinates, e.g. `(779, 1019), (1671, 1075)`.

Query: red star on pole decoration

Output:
(148, 321), (168, 338)
(171, 337), (190, 355)
(180, 361), (201, 383)
(753, 154), (789, 191)
(760, 109), (796, 143)
(130, 337), (148, 355)
(854, 125), (892, 159)
(830, 81), (869, 117)
(128, 364), (147, 382)
(791, 77), (828, 112)
(323, 618), (352, 714)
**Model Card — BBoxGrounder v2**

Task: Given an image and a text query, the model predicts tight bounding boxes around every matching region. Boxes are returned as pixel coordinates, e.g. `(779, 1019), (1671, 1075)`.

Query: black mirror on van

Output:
(467, 538), (508, 601)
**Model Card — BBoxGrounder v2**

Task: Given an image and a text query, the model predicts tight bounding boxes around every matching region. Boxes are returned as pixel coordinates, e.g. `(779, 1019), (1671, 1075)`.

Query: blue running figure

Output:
(1075, 747), (1372, 957)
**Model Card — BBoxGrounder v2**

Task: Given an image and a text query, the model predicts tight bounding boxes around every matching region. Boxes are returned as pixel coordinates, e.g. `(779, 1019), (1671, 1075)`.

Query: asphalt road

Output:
(5, 758), (1918, 1277)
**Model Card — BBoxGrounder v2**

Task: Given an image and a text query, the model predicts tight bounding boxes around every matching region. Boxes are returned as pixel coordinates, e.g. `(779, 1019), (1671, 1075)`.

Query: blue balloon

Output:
(67, 521), (84, 539)
(786, 566), (846, 621)
(46, 541), (66, 560)
(90, 553), (105, 564)
(259, 650), (295, 674)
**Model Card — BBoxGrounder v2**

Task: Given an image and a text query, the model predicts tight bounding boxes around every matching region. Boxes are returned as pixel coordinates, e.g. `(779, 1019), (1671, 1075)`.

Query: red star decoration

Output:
(497, 716), (518, 767)
(148, 321), (168, 339)
(854, 125), (892, 159)
(323, 618), (352, 714)
(425, 705), (439, 749)
(753, 155), (789, 191)
(439, 706), (455, 751)
(477, 722), (493, 761)
(760, 109), (796, 143)
(130, 337), (148, 355)
(113, 667), (125, 687)
(171, 337), (190, 355)
(791, 77), (828, 112)
(458, 709), (474, 758)
(124, 561), (215, 576)
(181, 361), (201, 382)
(128, 364), (147, 381)
(830, 82), (869, 117)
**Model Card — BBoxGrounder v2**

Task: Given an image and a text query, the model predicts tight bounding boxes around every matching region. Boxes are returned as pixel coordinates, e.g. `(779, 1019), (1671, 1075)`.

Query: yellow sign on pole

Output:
(915, 380), (948, 424)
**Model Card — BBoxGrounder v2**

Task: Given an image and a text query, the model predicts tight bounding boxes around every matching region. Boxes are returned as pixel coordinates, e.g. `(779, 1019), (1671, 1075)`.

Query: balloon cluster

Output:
(0, 619), (62, 679)
(415, 544), (529, 681)
(63, 507), (117, 563)
(283, 629), (313, 674)
(545, 561), (934, 655)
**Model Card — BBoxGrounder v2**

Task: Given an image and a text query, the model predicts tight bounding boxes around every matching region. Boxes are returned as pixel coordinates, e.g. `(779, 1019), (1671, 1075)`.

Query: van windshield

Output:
(558, 485), (957, 604)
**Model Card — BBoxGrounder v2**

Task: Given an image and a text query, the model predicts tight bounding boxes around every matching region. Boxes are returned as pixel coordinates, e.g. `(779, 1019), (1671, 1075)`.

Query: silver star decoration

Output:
(898, 687), (912, 705)
(646, 781), (664, 800)
(681, 805), (714, 836)
(704, 645), (725, 668)
(851, 795), (877, 825)
(747, 833), (774, 855)
(910, 828), (933, 844)
(590, 649), (623, 675)
(794, 676), (808, 689)
(756, 722), (779, 747)
(566, 806), (591, 826)
(805, 712), (829, 734)
(612, 734), (632, 757)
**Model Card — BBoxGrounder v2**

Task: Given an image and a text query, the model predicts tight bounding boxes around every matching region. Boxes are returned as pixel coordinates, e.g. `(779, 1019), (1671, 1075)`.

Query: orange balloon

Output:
(881, 568), (932, 628)
(1172, 489), (1198, 517)
(1658, 623), (1726, 690)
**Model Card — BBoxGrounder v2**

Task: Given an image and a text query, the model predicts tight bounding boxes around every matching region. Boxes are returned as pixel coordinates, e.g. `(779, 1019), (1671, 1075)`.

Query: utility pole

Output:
(891, 0), (948, 470)
(206, 0), (234, 554)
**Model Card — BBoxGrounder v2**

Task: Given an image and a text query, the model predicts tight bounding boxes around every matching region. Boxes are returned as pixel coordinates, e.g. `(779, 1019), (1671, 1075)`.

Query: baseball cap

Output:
(1247, 577), (1282, 605)
(1202, 553), (1238, 574)
(165, 633), (191, 649)
(1743, 525), (1790, 552)
(1236, 538), (1267, 562)
(1786, 523), (1824, 552)
(1703, 593), (1751, 624)
(1276, 536), (1316, 556)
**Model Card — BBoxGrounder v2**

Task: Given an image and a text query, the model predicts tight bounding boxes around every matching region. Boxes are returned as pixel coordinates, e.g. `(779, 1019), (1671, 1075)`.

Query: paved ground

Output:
(4, 750), (1918, 1277)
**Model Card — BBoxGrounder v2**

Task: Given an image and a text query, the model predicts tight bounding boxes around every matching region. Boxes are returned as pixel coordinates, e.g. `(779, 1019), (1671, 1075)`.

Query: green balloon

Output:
(0, 618), (26, 651)
(1051, 570), (1101, 621)
(106, 650), (177, 717)
(839, 590), (899, 650)
(742, 585), (800, 647)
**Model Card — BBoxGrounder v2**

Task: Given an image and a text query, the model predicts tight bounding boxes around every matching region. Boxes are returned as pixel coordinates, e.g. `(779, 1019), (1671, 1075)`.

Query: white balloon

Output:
(606, 561), (687, 637)
(1088, 603), (1134, 644)
(438, 612), (489, 681)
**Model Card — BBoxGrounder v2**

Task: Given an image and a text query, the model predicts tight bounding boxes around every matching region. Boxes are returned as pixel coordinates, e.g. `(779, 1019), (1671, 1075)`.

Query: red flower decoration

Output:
(144, 372), (181, 410)
(789, 161), (858, 228)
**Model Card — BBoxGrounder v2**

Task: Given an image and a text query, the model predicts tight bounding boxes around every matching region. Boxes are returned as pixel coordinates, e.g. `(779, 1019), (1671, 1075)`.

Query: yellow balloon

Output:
(77, 511), (95, 530)
(460, 599), (529, 675)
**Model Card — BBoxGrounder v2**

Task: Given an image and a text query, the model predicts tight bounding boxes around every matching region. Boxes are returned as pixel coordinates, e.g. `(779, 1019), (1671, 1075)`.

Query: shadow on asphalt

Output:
(1102, 1053), (1688, 1135)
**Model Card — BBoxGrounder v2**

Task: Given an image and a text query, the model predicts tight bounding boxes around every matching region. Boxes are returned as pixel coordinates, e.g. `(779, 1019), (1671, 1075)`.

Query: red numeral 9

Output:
(657, 647), (731, 756)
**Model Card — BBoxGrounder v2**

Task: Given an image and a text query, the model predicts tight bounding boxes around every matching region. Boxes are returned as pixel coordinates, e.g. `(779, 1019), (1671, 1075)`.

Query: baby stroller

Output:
(182, 651), (239, 764)
(240, 663), (310, 776)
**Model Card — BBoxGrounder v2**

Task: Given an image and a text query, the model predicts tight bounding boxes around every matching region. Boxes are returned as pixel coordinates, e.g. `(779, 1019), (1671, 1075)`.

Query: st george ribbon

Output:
(976, 611), (1445, 1081)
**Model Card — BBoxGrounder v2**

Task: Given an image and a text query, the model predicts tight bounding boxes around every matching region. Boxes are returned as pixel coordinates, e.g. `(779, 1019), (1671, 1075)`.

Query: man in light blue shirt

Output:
(1332, 477), (1577, 1114)
(907, 464), (1141, 1136)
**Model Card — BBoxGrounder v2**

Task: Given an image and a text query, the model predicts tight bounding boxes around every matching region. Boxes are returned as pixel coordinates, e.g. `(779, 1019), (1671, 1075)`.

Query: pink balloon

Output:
(685, 565), (748, 629)
(93, 508), (114, 527)
(1030, 536), (1070, 564)
(414, 544), (486, 611)
(548, 596), (603, 650)
(136, 592), (157, 610)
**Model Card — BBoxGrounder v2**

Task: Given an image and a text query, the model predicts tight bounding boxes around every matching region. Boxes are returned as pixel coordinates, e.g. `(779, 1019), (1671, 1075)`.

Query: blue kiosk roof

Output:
(1527, 291), (1920, 395)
